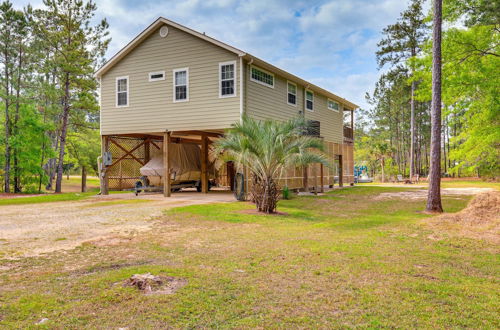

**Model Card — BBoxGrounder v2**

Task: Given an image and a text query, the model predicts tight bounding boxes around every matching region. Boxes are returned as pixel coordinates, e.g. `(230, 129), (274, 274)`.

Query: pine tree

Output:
(426, 0), (443, 213)
(32, 0), (109, 193)
(376, 0), (428, 180)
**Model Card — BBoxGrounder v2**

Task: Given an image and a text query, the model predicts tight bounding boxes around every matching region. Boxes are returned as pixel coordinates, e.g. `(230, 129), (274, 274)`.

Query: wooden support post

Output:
(313, 164), (318, 195)
(338, 155), (344, 187)
(351, 109), (354, 132)
(101, 136), (109, 195)
(227, 161), (235, 191)
(201, 135), (209, 193)
(144, 139), (150, 163)
(320, 164), (324, 193)
(303, 166), (309, 192)
(163, 132), (171, 197)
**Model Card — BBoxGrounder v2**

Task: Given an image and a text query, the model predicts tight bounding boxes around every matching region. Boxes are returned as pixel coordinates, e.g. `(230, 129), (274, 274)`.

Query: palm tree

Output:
(215, 116), (330, 213)
(426, 0), (443, 213)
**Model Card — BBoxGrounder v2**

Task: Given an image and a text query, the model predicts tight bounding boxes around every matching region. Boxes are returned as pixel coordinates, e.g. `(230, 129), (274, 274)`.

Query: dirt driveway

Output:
(0, 191), (234, 259)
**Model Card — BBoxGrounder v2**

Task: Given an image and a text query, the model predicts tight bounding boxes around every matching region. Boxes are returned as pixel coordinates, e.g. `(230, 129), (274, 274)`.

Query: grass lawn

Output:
(0, 190), (129, 206)
(358, 179), (500, 190)
(1, 186), (498, 328)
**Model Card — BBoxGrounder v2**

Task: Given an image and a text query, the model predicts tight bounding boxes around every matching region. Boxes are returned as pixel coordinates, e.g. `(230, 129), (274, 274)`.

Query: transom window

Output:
(173, 68), (189, 102)
(250, 66), (274, 88)
(305, 90), (314, 111)
(116, 76), (128, 107)
(328, 99), (339, 111)
(287, 82), (297, 105)
(149, 71), (165, 81)
(219, 61), (236, 97)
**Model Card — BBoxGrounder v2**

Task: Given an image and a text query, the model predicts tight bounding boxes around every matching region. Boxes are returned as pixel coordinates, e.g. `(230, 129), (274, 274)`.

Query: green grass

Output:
(0, 186), (498, 328)
(358, 179), (500, 190)
(0, 191), (98, 206)
(0, 190), (128, 206)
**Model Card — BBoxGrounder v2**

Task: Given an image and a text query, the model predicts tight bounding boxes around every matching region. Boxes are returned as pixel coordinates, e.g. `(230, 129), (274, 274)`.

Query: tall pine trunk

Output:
(13, 44), (23, 193)
(3, 49), (10, 193)
(426, 0), (443, 213)
(410, 79), (416, 179)
(55, 72), (71, 193)
(81, 166), (87, 193)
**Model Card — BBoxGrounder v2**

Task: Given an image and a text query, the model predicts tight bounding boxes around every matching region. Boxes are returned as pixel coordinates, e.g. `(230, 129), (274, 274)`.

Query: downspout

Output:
(239, 55), (245, 123)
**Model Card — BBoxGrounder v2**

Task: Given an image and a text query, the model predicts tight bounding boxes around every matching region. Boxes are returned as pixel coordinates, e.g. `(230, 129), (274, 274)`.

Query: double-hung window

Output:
(287, 82), (297, 106)
(305, 90), (314, 111)
(328, 99), (339, 111)
(219, 61), (236, 97)
(250, 66), (274, 88)
(173, 68), (189, 102)
(116, 76), (129, 107)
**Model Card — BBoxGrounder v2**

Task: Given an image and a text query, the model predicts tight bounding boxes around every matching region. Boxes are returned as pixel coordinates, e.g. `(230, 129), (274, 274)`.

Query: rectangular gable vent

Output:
(149, 71), (165, 82)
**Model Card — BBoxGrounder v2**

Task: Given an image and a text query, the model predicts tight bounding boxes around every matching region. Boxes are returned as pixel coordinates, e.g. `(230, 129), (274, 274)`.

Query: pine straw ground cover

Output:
(0, 186), (499, 328)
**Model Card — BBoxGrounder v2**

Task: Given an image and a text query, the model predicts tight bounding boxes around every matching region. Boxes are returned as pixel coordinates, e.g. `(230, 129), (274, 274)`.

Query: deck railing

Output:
(343, 126), (354, 141)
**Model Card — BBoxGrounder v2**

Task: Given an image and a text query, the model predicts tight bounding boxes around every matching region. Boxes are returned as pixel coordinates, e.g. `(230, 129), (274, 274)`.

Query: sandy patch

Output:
(374, 187), (494, 200)
(0, 191), (234, 258)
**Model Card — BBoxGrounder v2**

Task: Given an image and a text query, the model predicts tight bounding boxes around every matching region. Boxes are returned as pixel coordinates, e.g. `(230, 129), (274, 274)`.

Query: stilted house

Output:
(96, 17), (358, 196)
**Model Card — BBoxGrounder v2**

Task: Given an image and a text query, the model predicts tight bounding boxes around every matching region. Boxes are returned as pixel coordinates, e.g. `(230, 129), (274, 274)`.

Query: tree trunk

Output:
(13, 44), (23, 193)
(410, 79), (416, 180)
(252, 176), (278, 213)
(303, 166), (309, 192)
(426, 0), (443, 213)
(81, 166), (87, 193)
(381, 157), (385, 183)
(3, 49), (11, 193)
(443, 114), (447, 174)
(55, 72), (71, 193)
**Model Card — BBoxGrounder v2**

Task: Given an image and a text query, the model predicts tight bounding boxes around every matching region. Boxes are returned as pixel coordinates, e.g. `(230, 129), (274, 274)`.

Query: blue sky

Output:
(13, 0), (413, 109)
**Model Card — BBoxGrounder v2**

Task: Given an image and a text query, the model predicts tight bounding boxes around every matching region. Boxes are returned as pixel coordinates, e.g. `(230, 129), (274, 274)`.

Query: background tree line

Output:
(356, 0), (499, 181)
(0, 0), (109, 193)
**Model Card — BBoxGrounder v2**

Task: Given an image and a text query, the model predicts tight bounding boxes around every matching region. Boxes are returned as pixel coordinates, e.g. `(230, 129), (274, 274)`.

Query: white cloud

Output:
(11, 0), (416, 110)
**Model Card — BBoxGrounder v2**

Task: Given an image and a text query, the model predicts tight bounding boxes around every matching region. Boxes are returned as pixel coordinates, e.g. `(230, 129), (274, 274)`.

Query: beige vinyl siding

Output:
(245, 63), (343, 144)
(100, 24), (240, 135)
(304, 92), (343, 143)
(245, 64), (303, 122)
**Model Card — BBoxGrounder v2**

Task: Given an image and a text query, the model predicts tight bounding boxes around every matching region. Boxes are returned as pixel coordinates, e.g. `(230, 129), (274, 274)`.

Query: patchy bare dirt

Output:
(0, 191), (234, 258)
(123, 273), (187, 295)
(375, 187), (495, 200)
(424, 191), (500, 244)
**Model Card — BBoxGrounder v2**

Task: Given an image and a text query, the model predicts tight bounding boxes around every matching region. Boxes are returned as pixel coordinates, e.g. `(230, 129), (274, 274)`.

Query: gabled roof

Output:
(95, 17), (359, 109)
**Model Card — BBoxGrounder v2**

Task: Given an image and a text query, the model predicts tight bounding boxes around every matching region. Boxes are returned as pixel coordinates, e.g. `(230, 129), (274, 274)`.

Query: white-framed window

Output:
(116, 76), (129, 107)
(250, 65), (274, 88)
(173, 68), (189, 102)
(328, 99), (339, 111)
(287, 81), (297, 106)
(305, 89), (314, 111)
(219, 61), (236, 98)
(149, 71), (165, 82)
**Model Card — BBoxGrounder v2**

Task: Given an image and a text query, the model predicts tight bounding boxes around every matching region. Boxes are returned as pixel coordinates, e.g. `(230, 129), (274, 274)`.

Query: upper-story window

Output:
(173, 68), (189, 102)
(116, 76), (129, 107)
(328, 99), (339, 111)
(305, 90), (314, 111)
(219, 61), (236, 98)
(149, 71), (165, 82)
(250, 66), (274, 88)
(287, 82), (297, 106)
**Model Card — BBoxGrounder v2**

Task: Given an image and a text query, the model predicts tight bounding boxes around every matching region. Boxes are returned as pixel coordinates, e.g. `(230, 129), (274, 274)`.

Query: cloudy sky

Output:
(13, 0), (414, 109)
